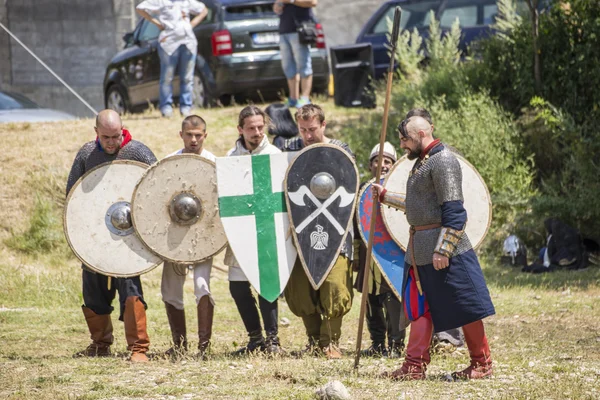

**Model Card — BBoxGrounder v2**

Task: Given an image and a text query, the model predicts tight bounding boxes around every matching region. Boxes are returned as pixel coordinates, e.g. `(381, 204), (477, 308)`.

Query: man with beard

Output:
(225, 106), (284, 355)
(353, 142), (406, 358)
(372, 110), (495, 380)
(161, 115), (217, 358)
(67, 109), (157, 362)
(283, 104), (355, 359)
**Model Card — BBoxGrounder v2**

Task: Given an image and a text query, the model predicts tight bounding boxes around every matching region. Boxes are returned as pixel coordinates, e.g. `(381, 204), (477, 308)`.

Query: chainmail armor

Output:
(404, 148), (472, 266)
(66, 140), (157, 196)
(282, 137), (355, 159)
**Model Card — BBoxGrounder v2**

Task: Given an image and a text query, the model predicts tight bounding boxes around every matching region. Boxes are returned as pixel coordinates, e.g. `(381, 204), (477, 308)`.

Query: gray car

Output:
(0, 91), (77, 123)
(103, 0), (330, 113)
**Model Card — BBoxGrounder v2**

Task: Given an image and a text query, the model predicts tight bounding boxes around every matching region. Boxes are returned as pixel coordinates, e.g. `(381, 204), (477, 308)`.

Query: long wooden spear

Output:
(354, 6), (402, 370)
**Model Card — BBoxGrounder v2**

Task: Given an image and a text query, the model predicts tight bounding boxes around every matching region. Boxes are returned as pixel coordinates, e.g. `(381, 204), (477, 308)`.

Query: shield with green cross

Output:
(216, 153), (298, 302)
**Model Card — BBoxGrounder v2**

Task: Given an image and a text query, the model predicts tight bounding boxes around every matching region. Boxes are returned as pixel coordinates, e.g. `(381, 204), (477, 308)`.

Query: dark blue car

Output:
(356, 0), (536, 79)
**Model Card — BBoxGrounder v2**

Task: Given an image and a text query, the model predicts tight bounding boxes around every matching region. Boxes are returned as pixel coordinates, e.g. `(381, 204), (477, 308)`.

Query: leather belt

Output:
(409, 223), (442, 295)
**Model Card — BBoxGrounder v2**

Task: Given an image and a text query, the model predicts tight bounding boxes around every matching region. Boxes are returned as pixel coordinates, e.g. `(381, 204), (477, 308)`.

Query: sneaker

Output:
(295, 97), (311, 108)
(180, 107), (192, 117)
(285, 98), (298, 107)
(161, 106), (174, 118)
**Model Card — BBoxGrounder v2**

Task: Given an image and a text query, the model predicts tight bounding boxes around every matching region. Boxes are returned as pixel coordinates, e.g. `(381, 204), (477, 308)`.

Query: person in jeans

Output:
(273, 0), (317, 108)
(137, 0), (208, 117)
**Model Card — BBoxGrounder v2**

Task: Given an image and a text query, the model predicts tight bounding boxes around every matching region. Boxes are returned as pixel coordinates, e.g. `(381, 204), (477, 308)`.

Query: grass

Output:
(1, 101), (599, 399)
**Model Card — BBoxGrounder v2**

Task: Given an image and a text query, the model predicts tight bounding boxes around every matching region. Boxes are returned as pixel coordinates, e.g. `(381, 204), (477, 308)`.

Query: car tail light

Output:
(316, 23), (325, 49)
(212, 30), (232, 56)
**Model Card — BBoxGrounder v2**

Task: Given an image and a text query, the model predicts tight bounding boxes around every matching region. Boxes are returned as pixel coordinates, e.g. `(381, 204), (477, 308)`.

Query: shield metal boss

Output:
(217, 153), (298, 302)
(64, 160), (162, 277)
(131, 154), (227, 264)
(357, 179), (405, 301)
(286, 144), (359, 289)
(382, 154), (492, 251)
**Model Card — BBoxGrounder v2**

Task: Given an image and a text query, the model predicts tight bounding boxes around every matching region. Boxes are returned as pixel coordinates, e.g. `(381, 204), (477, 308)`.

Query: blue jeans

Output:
(279, 33), (312, 79)
(158, 44), (197, 113)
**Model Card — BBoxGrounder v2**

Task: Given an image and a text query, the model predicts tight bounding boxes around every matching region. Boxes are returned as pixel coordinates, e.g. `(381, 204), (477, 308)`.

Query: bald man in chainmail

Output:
(372, 109), (495, 380)
(66, 109), (157, 362)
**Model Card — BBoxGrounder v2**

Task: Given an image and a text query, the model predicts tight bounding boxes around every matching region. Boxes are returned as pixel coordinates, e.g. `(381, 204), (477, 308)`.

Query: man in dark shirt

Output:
(67, 109), (157, 362)
(273, 0), (317, 107)
(282, 104), (354, 359)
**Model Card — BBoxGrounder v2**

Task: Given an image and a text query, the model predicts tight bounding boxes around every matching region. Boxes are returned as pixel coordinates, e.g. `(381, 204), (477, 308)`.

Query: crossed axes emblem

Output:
(288, 186), (355, 235)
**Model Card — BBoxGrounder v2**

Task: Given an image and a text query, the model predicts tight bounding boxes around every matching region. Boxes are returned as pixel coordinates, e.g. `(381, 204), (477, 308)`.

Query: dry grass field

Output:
(1, 101), (599, 399)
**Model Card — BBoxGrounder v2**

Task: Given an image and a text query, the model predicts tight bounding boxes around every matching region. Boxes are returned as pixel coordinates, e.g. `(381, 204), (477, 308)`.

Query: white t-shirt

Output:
(166, 147), (216, 162)
(137, 0), (206, 55)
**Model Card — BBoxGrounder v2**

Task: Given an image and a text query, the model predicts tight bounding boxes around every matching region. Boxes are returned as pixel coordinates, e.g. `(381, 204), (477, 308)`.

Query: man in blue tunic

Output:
(373, 110), (495, 380)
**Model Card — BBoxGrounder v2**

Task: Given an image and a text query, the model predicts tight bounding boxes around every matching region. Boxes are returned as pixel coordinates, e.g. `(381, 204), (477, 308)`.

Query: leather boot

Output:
(361, 342), (387, 357)
(264, 332), (284, 355)
(197, 296), (214, 358)
(452, 320), (493, 380)
(123, 296), (150, 363)
(75, 306), (113, 357)
(320, 317), (343, 360)
(233, 330), (265, 355)
(386, 316), (433, 380)
(164, 302), (187, 357)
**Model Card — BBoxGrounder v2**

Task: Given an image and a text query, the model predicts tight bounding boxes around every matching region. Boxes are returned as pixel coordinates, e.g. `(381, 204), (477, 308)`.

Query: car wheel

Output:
(193, 73), (212, 108)
(219, 94), (232, 107)
(106, 85), (129, 115)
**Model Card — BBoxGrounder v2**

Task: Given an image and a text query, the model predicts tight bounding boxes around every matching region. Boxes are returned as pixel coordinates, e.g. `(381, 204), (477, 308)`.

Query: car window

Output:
(224, 3), (275, 21)
(197, 7), (214, 24)
(440, 4), (478, 28)
(369, 1), (440, 34)
(0, 92), (39, 110)
(138, 20), (160, 42)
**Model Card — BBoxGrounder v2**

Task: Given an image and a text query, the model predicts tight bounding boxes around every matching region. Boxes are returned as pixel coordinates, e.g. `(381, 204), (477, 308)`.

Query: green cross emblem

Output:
(218, 155), (287, 301)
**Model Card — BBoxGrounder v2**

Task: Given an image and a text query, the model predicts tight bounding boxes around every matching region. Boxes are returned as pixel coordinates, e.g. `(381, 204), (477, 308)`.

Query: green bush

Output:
(466, 0), (600, 242)
(341, 13), (536, 249)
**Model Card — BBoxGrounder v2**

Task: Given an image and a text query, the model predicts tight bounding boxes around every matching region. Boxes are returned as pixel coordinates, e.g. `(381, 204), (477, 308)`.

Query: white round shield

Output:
(382, 153), (492, 251)
(131, 154), (227, 264)
(64, 161), (162, 277)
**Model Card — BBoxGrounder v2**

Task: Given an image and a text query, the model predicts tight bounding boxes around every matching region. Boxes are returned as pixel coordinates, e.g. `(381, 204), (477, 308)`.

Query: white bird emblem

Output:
(310, 225), (328, 250)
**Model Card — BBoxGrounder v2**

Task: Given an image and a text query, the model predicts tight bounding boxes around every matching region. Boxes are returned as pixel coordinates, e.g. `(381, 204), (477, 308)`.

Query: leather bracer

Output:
(434, 227), (464, 258)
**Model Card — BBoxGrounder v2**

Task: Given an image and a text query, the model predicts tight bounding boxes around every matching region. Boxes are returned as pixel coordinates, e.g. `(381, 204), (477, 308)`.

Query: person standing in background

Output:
(137, 0), (208, 117)
(273, 0), (317, 108)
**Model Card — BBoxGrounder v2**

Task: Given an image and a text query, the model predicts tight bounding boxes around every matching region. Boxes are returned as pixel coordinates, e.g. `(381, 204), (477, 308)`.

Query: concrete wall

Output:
(316, 0), (384, 48)
(0, 0), (384, 117)
(0, 0), (137, 117)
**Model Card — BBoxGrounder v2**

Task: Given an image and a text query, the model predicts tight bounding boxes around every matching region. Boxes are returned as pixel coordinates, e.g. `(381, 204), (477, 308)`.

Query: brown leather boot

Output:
(164, 302), (187, 357)
(197, 296), (214, 358)
(385, 316), (433, 380)
(452, 320), (493, 380)
(75, 306), (113, 357)
(123, 296), (150, 363)
(323, 343), (342, 359)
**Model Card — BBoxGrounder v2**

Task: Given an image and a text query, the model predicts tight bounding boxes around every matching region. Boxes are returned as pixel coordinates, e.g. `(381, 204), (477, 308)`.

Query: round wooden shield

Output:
(64, 161), (162, 277)
(382, 154), (492, 251)
(131, 154), (227, 264)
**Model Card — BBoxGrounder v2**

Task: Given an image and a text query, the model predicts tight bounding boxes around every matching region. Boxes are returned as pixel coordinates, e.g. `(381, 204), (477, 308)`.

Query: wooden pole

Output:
(354, 6), (402, 370)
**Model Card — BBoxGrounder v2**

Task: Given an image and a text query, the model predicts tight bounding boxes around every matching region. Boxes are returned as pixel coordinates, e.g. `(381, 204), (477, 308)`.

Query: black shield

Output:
(285, 144), (359, 289)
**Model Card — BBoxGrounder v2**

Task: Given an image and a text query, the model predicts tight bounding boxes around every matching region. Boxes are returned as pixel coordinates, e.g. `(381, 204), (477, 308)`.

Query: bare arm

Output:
(287, 0), (317, 7)
(190, 8), (208, 28)
(275, 0), (317, 9)
(136, 9), (165, 30)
